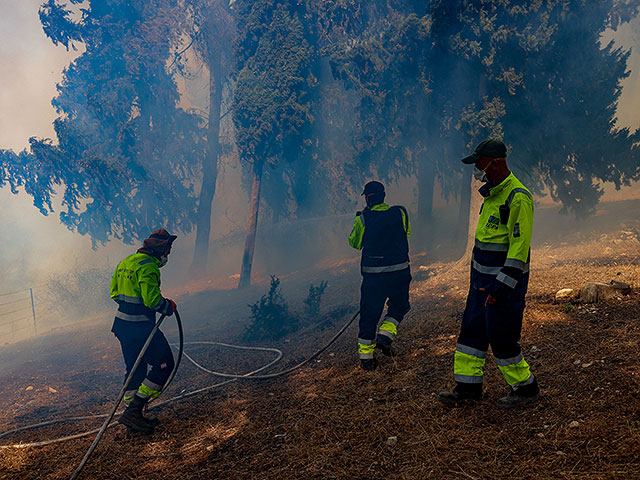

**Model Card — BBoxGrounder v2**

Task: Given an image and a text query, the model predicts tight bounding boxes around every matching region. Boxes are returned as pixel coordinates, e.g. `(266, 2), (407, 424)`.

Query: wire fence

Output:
(0, 286), (41, 340)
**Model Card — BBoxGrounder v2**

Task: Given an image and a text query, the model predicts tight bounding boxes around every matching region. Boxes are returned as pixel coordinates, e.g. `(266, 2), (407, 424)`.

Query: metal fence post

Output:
(30, 287), (37, 336)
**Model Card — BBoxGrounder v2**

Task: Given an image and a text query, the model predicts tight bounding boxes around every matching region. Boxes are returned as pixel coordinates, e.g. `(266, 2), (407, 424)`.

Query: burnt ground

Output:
(0, 215), (640, 479)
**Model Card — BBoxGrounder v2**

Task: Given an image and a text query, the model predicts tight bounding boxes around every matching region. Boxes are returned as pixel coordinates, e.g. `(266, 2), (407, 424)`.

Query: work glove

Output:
(160, 298), (177, 316)
(167, 299), (177, 315)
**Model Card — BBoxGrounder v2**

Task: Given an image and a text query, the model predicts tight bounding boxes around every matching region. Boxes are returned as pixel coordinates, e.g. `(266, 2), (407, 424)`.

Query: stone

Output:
(555, 288), (575, 300)
(578, 281), (629, 303)
(569, 421), (580, 428)
(386, 436), (398, 447)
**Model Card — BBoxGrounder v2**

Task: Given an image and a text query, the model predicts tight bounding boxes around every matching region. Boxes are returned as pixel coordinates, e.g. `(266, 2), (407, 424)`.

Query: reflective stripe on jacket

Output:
(348, 203), (410, 274)
(110, 253), (171, 321)
(473, 172), (533, 291)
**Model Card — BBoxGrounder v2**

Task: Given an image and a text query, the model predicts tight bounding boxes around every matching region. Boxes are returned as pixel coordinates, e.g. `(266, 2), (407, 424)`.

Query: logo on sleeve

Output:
(486, 215), (500, 230)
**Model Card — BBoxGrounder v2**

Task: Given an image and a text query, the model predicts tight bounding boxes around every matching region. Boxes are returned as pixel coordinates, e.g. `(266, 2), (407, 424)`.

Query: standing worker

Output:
(110, 229), (178, 433)
(349, 181), (412, 371)
(438, 139), (540, 408)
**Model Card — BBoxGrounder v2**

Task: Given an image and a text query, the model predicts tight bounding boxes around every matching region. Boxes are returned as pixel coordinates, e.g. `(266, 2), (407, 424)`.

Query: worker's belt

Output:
(115, 311), (154, 322)
(361, 261), (409, 274)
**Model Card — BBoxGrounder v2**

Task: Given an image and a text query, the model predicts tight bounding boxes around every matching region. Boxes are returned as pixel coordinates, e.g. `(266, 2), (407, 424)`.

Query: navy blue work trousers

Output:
(359, 268), (412, 341)
(111, 318), (175, 393)
(458, 272), (529, 359)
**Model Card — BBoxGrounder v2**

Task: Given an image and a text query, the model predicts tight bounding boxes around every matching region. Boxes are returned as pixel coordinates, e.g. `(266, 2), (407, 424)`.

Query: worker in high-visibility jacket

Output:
(110, 229), (178, 433)
(438, 139), (541, 409)
(349, 181), (412, 371)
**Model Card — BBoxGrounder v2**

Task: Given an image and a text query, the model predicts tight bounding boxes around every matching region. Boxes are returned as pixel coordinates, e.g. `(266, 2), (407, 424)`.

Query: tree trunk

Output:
(417, 155), (435, 222)
(457, 170), (483, 264)
(238, 162), (264, 289)
(190, 56), (223, 275)
(457, 74), (488, 263)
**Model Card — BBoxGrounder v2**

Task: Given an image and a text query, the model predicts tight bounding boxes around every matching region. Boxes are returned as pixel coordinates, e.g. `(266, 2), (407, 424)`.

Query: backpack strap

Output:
(394, 205), (409, 233)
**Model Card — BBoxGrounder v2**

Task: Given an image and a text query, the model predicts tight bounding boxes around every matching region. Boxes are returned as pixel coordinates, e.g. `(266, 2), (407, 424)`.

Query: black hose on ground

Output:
(185, 309), (360, 380)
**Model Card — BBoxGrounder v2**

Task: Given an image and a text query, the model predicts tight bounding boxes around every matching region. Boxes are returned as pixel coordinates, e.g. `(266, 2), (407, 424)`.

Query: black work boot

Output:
(496, 377), (541, 409)
(376, 335), (394, 357)
(360, 358), (378, 372)
(437, 383), (483, 407)
(118, 396), (155, 434)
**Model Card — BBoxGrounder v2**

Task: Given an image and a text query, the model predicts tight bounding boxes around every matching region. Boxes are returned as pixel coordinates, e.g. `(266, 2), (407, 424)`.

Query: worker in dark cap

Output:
(349, 181), (412, 371)
(110, 228), (178, 433)
(438, 139), (541, 409)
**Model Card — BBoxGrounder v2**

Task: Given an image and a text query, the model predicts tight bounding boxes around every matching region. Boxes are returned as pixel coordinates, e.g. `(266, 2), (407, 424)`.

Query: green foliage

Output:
(244, 275), (299, 341)
(303, 280), (328, 319)
(0, 1), (205, 247)
(233, 1), (314, 167)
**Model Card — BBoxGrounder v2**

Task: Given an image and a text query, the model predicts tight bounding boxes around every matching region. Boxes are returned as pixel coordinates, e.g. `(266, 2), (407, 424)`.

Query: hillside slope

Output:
(1, 227), (639, 479)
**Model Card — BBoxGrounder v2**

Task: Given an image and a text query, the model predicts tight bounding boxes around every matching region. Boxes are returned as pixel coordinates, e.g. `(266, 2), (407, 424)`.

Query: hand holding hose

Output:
(167, 299), (177, 316)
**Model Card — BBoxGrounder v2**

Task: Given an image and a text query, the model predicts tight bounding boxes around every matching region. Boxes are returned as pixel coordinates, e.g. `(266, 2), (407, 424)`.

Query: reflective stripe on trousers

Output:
(358, 338), (375, 359)
(454, 344), (487, 384)
(137, 378), (164, 400)
(377, 316), (399, 340)
(123, 389), (137, 406)
(495, 352), (533, 387)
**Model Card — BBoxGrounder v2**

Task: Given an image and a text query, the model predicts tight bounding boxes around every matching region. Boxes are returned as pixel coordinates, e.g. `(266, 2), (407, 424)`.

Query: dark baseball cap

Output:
(461, 139), (507, 164)
(361, 181), (385, 196)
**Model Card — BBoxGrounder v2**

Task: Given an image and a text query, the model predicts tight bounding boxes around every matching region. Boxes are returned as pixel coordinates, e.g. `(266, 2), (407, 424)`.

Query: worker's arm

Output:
(110, 267), (119, 302)
(348, 214), (365, 250)
(401, 209), (411, 238)
(138, 264), (173, 315)
(486, 193), (533, 301)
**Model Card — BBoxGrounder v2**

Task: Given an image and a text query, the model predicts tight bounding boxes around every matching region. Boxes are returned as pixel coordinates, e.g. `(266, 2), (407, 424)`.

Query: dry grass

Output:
(0, 226), (640, 479)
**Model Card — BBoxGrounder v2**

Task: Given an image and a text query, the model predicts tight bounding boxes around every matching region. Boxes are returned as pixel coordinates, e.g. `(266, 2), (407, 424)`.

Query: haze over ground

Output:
(0, 0), (638, 295)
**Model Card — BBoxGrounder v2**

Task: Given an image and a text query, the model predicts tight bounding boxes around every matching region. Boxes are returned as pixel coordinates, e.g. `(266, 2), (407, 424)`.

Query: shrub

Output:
(44, 262), (113, 321)
(303, 280), (328, 320)
(244, 276), (298, 341)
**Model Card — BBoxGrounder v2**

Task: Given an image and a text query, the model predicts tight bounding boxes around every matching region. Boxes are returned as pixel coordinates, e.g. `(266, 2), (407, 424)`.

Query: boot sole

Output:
(126, 426), (154, 436)
(496, 392), (541, 409)
(118, 417), (155, 434)
(376, 344), (394, 357)
(437, 393), (482, 407)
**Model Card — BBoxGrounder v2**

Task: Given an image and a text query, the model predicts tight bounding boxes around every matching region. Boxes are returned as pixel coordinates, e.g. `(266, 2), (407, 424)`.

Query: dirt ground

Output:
(0, 209), (639, 479)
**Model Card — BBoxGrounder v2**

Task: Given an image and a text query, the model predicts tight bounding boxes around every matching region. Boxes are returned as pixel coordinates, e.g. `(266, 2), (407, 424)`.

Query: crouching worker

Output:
(349, 181), (412, 371)
(110, 229), (178, 433)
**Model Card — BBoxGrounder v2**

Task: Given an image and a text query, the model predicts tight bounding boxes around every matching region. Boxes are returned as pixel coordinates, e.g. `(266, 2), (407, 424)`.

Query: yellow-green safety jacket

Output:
(472, 172), (533, 297)
(110, 253), (173, 322)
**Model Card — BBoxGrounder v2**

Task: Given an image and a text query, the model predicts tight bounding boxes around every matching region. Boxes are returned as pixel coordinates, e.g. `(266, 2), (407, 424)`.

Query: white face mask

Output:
(473, 166), (488, 183)
(159, 255), (168, 267)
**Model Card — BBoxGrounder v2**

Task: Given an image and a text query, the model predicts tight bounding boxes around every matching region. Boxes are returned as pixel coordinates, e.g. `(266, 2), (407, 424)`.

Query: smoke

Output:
(0, 2), (638, 316)
(0, 0), (82, 152)
(603, 14), (640, 132)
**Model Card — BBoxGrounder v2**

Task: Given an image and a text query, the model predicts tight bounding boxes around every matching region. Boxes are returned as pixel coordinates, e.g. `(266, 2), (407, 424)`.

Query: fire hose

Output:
(0, 308), (360, 480)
